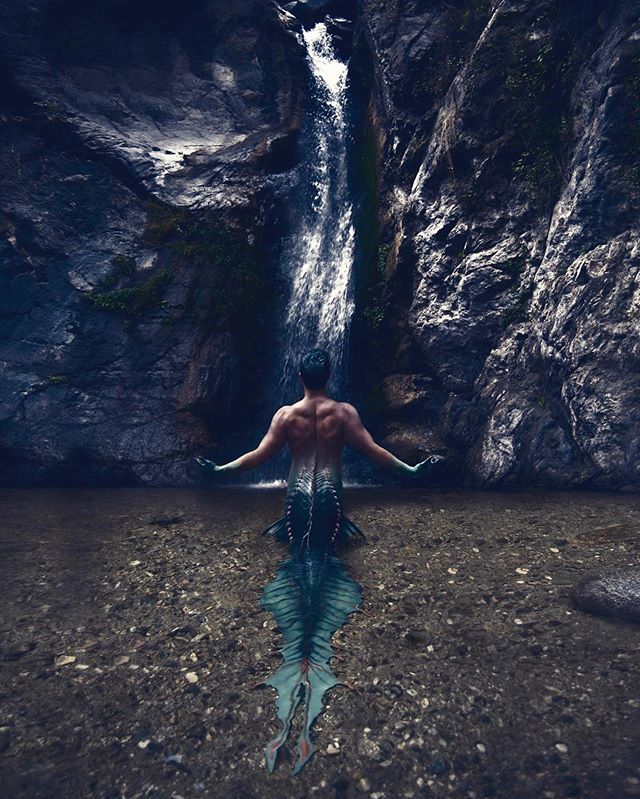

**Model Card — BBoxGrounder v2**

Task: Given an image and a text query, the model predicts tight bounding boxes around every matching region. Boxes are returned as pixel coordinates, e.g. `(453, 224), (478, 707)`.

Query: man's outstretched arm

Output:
(342, 403), (441, 477)
(196, 407), (288, 475)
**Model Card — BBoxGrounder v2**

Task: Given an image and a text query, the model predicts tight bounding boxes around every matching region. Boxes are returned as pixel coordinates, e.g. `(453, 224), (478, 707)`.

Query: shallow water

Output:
(1, 487), (640, 798)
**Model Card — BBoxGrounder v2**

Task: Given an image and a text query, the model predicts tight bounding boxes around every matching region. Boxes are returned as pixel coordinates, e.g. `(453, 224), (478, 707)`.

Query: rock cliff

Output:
(0, 0), (306, 484)
(2, 0), (639, 488)
(351, 0), (640, 488)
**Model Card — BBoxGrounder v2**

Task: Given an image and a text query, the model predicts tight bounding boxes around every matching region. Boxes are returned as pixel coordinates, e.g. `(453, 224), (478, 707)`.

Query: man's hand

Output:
(195, 456), (226, 476)
(408, 454), (445, 477)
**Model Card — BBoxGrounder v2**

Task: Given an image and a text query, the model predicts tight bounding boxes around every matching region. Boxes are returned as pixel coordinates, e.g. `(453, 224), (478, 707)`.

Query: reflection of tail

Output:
(258, 551), (362, 773)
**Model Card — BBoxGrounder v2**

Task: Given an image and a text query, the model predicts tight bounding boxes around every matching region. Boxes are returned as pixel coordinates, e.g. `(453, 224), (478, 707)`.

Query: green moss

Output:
(83, 270), (170, 317)
(360, 243), (390, 333)
(351, 123), (391, 340)
(454, 4), (602, 210)
(622, 57), (640, 197)
(99, 254), (137, 289)
(502, 282), (534, 328)
(348, 107), (397, 397)
(504, 40), (565, 195)
(46, 374), (67, 385)
(141, 199), (270, 371)
(500, 252), (529, 276)
(112, 255), (136, 277)
(407, 1), (493, 107)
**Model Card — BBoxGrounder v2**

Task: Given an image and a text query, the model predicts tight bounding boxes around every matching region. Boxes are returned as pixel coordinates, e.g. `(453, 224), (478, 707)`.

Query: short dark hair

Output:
(300, 349), (330, 390)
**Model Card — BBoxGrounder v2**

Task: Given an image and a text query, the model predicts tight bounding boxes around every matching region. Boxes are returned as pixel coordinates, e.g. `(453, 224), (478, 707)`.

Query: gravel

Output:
(1, 486), (639, 798)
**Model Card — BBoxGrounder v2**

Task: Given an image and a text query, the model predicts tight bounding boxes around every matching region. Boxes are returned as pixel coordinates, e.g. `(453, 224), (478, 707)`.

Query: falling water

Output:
(275, 21), (356, 404)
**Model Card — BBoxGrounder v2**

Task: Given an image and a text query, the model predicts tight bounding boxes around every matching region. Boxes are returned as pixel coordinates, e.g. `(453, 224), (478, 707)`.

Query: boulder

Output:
(572, 569), (640, 624)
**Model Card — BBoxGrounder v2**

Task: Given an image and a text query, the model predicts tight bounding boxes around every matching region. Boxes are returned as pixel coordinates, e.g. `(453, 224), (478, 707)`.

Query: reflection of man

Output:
(196, 348), (442, 481)
(196, 349), (443, 548)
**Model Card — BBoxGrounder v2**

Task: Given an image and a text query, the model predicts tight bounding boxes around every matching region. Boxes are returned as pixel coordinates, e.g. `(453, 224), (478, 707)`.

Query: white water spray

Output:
(276, 21), (356, 403)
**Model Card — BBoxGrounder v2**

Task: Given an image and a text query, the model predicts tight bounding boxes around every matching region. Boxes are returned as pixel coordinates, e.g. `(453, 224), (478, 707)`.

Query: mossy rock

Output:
(83, 270), (171, 318)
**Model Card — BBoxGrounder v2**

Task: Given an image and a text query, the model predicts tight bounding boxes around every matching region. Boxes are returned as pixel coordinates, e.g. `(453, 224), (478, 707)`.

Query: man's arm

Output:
(342, 403), (439, 477)
(196, 407), (289, 475)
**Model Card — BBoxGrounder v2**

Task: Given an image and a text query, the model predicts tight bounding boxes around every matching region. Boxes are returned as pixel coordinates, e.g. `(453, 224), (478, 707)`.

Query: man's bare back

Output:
(195, 345), (443, 479)
(196, 389), (440, 480)
(274, 397), (353, 471)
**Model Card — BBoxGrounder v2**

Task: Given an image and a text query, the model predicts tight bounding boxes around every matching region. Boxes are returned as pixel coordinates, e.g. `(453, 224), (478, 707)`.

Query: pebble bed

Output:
(1, 487), (639, 799)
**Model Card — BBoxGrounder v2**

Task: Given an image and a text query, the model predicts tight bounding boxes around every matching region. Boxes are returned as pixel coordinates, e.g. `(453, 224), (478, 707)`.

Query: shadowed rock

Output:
(0, 0), (306, 485)
(572, 568), (640, 624)
(350, 0), (640, 489)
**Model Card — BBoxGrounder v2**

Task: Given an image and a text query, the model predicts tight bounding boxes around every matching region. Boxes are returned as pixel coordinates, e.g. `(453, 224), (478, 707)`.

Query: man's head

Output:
(299, 349), (330, 390)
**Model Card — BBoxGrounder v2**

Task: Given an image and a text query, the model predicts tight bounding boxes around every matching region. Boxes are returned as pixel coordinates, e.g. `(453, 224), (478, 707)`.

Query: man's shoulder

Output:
(327, 402), (359, 426)
(316, 398), (355, 415)
(272, 405), (293, 423)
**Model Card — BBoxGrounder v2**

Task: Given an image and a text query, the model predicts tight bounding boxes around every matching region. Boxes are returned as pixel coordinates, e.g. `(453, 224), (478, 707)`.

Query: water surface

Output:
(1, 487), (640, 798)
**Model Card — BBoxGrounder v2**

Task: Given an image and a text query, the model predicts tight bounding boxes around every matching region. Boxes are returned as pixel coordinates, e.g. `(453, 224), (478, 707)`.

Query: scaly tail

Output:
(259, 551), (362, 772)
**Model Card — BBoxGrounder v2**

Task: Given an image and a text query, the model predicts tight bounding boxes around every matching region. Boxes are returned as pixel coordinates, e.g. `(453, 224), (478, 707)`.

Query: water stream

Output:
(251, 20), (357, 486)
(275, 21), (356, 405)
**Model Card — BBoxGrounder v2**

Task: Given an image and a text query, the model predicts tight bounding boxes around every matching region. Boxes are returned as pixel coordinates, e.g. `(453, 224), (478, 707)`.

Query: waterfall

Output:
(275, 21), (356, 404)
(247, 20), (356, 486)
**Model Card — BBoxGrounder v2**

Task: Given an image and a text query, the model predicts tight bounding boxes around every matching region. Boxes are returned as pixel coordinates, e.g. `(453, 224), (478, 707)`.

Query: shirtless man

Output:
(195, 349), (442, 548)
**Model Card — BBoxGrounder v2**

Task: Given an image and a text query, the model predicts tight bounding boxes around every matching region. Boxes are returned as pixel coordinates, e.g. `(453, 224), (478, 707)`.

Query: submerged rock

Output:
(572, 568), (640, 624)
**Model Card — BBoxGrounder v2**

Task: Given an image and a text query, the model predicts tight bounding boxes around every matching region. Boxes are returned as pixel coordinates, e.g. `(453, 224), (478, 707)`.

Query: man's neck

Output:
(303, 388), (328, 401)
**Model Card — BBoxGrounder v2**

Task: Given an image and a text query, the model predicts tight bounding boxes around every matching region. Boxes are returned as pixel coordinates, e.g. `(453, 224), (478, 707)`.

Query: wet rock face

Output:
(572, 569), (640, 623)
(5, 0), (306, 206)
(353, 0), (640, 487)
(0, 0), (306, 485)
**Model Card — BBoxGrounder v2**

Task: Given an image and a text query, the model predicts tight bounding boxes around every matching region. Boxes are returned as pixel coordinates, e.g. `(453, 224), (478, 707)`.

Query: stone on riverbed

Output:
(571, 569), (640, 623)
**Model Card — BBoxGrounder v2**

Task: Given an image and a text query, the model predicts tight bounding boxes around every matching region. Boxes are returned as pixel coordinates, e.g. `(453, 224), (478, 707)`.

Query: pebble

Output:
(54, 655), (76, 667)
(326, 743), (339, 755)
(165, 753), (190, 772)
(3, 642), (35, 661)
(430, 757), (449, 775)
(555, 742), (568, 753)
(185, 672), (198, 684)
(476, 742), (486, 753)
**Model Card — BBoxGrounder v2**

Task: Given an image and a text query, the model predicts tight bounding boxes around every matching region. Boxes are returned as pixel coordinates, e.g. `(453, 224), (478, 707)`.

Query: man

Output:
(196, 348), (442, 547)
(195, 349), (443, 772)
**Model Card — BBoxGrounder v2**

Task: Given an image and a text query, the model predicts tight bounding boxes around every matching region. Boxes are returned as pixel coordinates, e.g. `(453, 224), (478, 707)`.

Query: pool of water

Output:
(1, 487), (639, 798)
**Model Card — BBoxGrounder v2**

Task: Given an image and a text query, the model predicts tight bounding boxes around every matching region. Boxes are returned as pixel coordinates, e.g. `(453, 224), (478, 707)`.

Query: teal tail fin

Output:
(258, 552), (362, 773)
